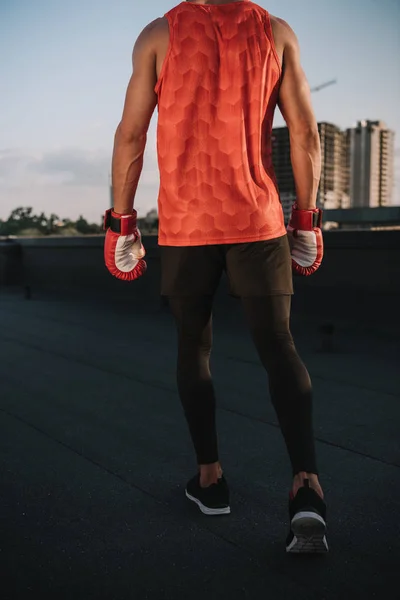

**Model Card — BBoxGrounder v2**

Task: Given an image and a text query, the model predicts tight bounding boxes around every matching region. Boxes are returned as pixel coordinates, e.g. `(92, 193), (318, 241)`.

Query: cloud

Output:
(0, 149), (39, 185)
(0, 148), (111, 187)
(0, 146), (160, 222)
(29, 149), (111, 186)
(0, 145), (160, 189)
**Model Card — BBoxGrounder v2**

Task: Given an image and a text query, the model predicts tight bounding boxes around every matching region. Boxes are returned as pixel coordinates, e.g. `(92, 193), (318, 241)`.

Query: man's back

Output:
(152, 1), (287, 74)
(109, 0), (321, 244)
(154, 0), (287, 246)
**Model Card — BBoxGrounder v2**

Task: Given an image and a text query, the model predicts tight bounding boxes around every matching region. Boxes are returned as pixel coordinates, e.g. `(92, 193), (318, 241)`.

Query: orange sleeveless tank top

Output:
(155, 1), (286, 246)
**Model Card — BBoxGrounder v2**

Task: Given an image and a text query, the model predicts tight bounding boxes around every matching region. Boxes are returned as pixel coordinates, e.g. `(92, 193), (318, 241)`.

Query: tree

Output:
(75, 215), (101, 234)
(1, 207), (35, 235)
(0, 207), (102, 236)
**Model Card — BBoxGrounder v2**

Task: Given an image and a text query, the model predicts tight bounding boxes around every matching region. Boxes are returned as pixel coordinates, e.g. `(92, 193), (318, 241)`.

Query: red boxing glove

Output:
(287, 204), (324, 276)
(104, 209), (147, 281)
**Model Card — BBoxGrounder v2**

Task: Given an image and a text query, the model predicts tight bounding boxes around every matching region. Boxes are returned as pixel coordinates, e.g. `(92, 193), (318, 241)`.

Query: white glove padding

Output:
(104, 209), (147, 281)
(287, 204), (323, 276)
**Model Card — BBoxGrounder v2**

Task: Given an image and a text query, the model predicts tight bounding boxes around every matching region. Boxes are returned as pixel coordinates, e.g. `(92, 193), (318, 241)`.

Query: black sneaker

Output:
(286, 479), (328, 553)
(185, 473), (230, 516)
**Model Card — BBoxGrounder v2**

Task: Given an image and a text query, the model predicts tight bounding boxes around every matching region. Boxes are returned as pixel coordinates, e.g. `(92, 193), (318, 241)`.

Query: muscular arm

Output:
(111, 22), (159, 214)
(276, 20), (321, 210)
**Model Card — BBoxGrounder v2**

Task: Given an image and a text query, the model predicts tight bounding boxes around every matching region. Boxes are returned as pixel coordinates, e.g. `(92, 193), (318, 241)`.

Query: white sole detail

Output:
(287, 511), (329, 554)
(185, 490), (231, 516)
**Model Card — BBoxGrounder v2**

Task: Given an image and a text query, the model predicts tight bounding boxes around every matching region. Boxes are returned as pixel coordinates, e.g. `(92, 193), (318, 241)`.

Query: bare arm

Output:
(277, 20), (321, 210)
(111, 21), (159, 214)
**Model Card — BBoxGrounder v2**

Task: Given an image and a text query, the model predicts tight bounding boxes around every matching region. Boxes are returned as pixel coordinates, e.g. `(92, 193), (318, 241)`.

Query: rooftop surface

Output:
(1, 288), (399, 600)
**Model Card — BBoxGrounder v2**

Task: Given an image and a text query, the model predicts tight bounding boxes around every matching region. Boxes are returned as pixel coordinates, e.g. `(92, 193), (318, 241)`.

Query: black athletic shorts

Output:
(160, 235), (293, 297)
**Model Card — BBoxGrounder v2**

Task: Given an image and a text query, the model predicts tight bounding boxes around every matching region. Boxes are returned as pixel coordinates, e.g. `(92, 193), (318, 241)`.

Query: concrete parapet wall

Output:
(2, 231), (399, 328)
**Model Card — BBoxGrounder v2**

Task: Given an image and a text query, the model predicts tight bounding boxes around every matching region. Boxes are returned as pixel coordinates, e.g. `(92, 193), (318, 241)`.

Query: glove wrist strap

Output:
(104, 209), (138, 235)
(290, 204), (322, 230)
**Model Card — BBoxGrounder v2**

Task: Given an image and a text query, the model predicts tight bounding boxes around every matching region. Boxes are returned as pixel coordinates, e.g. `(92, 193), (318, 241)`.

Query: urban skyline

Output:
(272, 119), (395, 223)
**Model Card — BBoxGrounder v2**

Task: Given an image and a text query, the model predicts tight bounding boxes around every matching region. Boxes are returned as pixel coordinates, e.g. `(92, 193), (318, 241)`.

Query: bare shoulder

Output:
(132, 17), (170, 76)
(135, 17), (169, 49)
(145, 16), (169, 34)
(269, 15), (299, 50)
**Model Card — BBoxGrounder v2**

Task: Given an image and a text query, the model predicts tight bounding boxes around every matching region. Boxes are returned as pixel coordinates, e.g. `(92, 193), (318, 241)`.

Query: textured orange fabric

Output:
(155, 1), (286, 246)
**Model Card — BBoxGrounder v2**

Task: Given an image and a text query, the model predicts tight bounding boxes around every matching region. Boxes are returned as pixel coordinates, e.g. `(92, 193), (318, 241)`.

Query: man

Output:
(104, 0), (327, 554)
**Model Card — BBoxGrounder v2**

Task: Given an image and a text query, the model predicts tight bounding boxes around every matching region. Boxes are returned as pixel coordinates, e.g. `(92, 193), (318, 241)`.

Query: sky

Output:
(1, 0), (399, 223)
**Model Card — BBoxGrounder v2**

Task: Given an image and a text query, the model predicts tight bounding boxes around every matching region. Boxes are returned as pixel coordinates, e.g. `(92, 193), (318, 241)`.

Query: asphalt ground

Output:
(1, 289), (399, 600)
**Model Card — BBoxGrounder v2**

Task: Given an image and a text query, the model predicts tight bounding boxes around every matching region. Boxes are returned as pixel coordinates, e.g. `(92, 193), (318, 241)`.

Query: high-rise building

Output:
(271, 126), (294, 222)
(271, 123), (349, 222)
(318, 122), (350, 209)
(343, 128), (351, 203)
(348, 120), (395, 207)
(379, 128), (395, 207)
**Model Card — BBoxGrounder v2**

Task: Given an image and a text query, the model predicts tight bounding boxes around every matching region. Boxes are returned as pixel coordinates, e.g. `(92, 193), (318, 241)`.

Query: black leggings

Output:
(168, 295), (318, 476)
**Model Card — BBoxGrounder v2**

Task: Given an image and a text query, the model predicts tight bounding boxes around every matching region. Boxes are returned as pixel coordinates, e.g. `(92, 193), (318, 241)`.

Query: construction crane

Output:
(310, 79), (337, 93)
